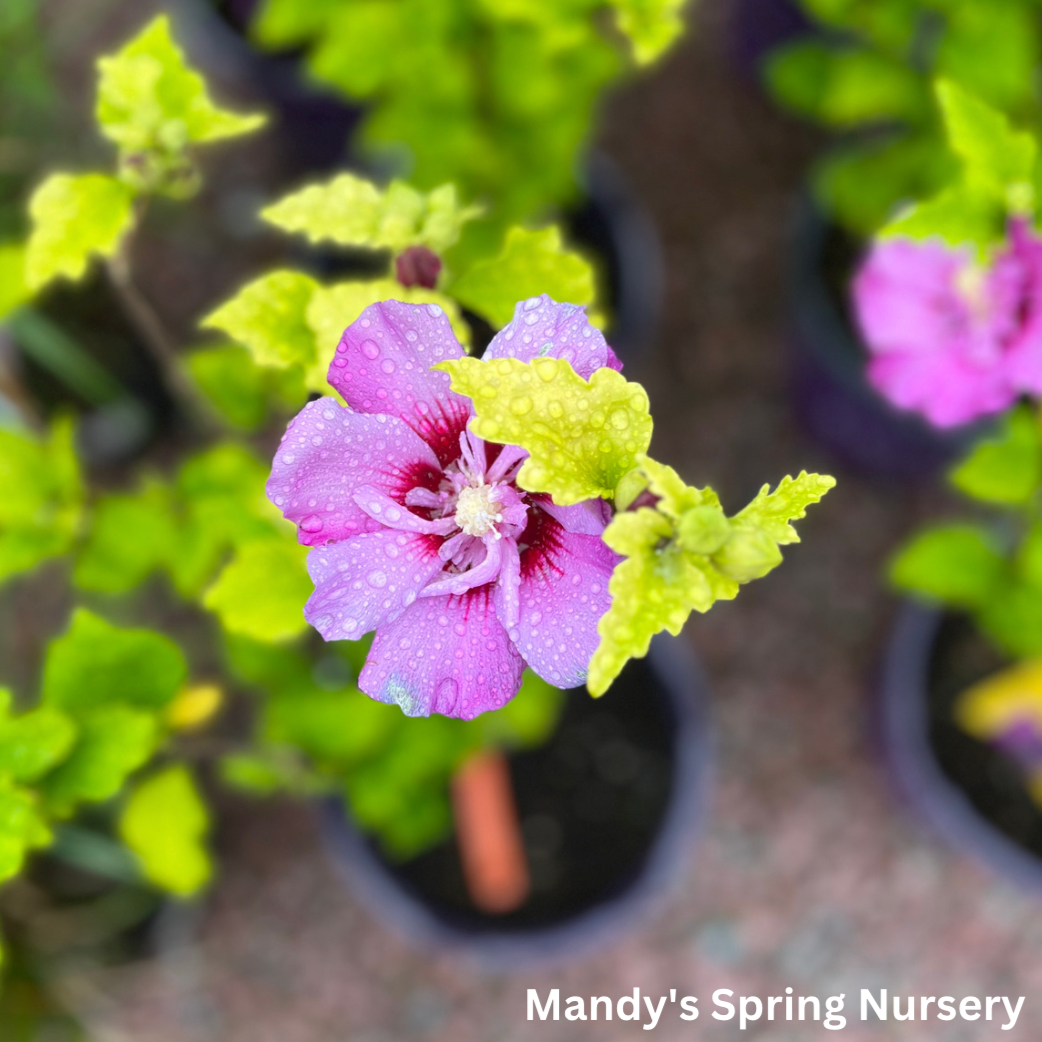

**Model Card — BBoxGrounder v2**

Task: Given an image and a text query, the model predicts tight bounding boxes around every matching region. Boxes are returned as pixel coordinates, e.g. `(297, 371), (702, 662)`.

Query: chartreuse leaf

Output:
(449, 226), (597, 329)
(0, 243), (29, 320)
(262, 174), (480, 254)
(949, 406), (1041, 505)
(935, 78), (1036, 205)
(200, 270), (320, 375)
(96, 15), (264, 154)
(0, 417), (83, 586)
(25, 174), (135, 291)
(588, 462), (834, 695)
(119, 765), (212, 897)
(306, 280), (471, 383)
(42, 608), (187, 712)
(0, 778), (52, 884)
(880, 181), (999, 247)
(40, 705), (158, 817)
(727, 471), (838, 548)
(590, 507), (717, 696)
(889, 523), (1006, 608)
(436, 356), (652, 505)
(203, 536), (312, 642)
(609, 0), (687, 65)
(0, 693), (77, 783)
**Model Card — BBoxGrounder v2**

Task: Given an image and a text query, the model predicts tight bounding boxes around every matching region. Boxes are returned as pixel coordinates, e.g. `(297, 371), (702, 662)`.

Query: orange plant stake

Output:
(451, 749), (531, 914)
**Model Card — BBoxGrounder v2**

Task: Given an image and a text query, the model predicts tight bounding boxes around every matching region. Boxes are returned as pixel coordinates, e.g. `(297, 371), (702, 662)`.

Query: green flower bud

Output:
(676, 504), (731, 555)
(711, 527), (783, 582)
(614, 467), (650, 511)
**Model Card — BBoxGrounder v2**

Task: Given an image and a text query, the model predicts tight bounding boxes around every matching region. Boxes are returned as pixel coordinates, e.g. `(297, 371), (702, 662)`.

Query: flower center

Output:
(956, 262), (989, 320)
(454, 483), (503, 538)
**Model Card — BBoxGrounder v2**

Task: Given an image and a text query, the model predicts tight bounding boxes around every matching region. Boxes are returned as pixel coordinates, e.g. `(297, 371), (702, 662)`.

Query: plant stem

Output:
(105, 254), (216, 435)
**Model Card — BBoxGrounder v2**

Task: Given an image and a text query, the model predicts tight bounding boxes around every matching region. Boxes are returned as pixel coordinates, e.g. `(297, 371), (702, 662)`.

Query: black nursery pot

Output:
(787, 197), (982, 479)
(881, 603), (1042, 894)
(320, 633), (712, 968)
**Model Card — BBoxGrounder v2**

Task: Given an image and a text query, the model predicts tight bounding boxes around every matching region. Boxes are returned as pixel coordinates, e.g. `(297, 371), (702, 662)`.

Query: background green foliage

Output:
(219, 634), (563, 859)
(251, 0), (688, 260)
(764, 0), (1042, 236)
(891, 406), (1042, 658)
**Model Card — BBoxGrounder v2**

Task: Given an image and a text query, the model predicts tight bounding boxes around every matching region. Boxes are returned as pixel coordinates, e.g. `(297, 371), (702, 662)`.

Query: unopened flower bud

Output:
(711, 527), (782, 582)
(395, 245), (442, 289)
(614, 467), (651, 511)
(677, 504), (730, 555)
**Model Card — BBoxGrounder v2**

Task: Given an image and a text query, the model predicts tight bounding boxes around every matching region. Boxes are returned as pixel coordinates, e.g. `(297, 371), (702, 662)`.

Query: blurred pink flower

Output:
(852, 221), (1042, 427)
(267, 296), (621, 719)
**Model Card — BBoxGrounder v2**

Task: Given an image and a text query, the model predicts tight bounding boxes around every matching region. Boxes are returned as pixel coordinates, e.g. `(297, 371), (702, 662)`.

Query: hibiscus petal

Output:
(267, 399), (441, 546)
(352, 485), (456, 535)
(484, 294), (622, 378)
(329, 300), (473, 466)
(420, 536), (503, 598)
(868, 351), (1013, 428)
(493, 536), (521, 631)
(514, 516), (619, 688)
(534, 494), (610, 536)
(360, 588), (525, 719)
(853, 240), (970, 357)
(304, 530), (444, 641)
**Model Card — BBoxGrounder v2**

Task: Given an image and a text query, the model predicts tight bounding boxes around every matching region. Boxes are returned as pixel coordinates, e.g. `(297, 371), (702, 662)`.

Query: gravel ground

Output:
(24, 1), (1042, 1039)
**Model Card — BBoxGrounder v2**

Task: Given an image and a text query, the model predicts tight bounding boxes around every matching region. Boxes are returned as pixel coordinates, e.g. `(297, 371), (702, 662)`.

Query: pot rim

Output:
(881, 600), (1042, 894)
(318, 631), (713, 970)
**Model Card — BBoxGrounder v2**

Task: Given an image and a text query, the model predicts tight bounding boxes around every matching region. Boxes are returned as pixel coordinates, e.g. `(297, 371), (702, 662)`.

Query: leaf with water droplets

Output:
(587, 505), (736, 697)
(435, 355), (652, 505)
(588, 460), (834, 695)
(727, 471), (836, 546)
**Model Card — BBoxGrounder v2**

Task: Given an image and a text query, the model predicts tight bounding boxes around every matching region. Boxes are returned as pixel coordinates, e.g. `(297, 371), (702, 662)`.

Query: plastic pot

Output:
(881, 602), (1042, 894)
(568, 152), (664, 363)
(787, 196), (982, 479)
(320, 632), (712, 968)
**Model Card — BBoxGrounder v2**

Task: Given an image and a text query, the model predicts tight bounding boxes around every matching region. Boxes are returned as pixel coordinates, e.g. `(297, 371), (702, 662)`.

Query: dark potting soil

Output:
(384, 654), (676, 933)
(927, 614), (1042, 855)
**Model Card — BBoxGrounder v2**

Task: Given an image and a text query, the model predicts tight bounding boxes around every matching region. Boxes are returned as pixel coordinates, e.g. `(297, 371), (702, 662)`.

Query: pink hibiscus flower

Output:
(852, 221), (1042, 427)
(267, 295), (622, 719)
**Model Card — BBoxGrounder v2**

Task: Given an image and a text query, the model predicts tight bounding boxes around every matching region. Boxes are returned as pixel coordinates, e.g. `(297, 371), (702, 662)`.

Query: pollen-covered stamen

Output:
(454, 483), (504, 538)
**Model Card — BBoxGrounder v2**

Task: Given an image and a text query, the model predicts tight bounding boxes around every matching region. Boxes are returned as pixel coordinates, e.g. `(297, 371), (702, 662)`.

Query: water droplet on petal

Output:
(361, 340), (380, 360)
(300, 515), (324, 534)
(367, 571), (388, 588)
